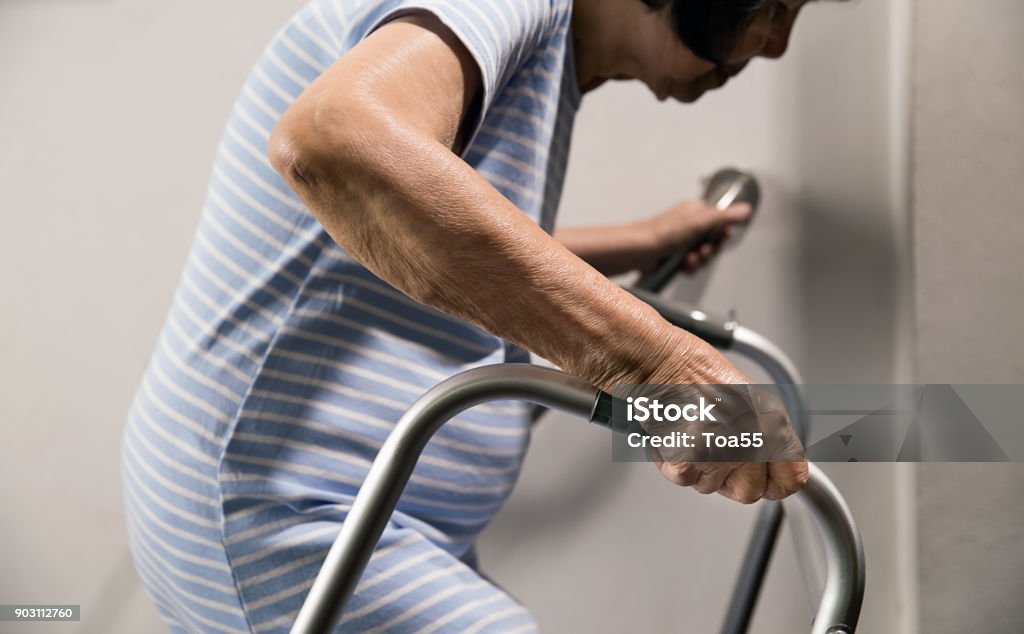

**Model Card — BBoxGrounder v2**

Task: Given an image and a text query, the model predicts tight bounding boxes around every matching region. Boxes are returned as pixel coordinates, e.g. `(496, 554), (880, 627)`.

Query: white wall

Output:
(0, 2), (307, 631)
(912, 1), (1024, 631)
(0, 0), (916, 632)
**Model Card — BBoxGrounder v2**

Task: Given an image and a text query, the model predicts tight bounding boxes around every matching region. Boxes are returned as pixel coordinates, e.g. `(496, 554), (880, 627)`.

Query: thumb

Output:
(692, 202), (752, 235)
(716, 202), (753, 225)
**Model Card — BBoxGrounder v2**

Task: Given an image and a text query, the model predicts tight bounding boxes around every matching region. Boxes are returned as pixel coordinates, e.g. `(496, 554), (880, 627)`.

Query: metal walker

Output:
(289, 169), (866, 633)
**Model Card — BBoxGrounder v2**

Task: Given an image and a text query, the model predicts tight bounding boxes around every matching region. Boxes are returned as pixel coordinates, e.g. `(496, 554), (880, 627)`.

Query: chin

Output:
(677, 77), (730, 102)
(649, 83), (699, 103)
(672, 89), (705, 103)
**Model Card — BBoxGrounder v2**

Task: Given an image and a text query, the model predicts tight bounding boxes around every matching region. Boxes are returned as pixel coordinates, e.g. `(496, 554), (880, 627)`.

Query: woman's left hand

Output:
(554, 199), (752, 277)
(634, 199), (752, 275)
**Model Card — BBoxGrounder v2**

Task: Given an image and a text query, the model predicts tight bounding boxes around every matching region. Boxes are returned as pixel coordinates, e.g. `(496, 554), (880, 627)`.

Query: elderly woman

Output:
(123, 0), (812, 631)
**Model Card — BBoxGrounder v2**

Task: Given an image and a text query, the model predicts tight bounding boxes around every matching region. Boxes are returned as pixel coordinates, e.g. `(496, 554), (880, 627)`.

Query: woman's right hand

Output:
(618, 335), (808, 505)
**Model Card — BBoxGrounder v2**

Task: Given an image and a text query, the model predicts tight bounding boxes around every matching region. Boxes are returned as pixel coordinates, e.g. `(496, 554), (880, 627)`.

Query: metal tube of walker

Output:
(289, 365), (597, 634)
(289, 364), (864, 634)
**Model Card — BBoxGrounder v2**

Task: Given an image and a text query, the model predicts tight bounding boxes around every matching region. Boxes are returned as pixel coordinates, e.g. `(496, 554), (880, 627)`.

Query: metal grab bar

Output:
(290, 364), (865, 634)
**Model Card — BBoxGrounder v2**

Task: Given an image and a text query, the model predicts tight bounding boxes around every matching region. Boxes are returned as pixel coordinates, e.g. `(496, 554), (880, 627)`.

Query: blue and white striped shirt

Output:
(123, 0), (580, 631)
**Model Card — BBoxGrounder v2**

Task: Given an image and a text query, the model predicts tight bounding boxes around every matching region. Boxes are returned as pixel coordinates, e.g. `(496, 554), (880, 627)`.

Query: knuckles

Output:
(661, 462), (701, 487)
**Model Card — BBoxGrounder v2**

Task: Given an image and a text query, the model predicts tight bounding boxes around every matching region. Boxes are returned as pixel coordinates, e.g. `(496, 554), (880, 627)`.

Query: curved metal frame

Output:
(290, 364), (865, 634)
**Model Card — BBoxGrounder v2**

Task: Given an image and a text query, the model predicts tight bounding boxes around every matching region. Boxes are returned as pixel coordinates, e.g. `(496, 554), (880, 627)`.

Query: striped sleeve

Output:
(360, 0), (565, 147)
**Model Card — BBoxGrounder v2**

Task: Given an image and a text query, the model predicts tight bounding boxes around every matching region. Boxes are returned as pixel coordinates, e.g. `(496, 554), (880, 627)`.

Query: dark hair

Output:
(641, 0), (774, 65)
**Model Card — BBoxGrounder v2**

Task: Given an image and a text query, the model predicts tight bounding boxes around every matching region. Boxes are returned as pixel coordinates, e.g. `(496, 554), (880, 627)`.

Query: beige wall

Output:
(912, 1), (1024, 631)
(0, 2), (308, 631)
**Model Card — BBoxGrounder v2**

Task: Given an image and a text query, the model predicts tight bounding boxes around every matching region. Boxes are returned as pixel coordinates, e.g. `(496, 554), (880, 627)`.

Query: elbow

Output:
(268, 93), (382, 199)
(268, 126), (308, 190)
(268, 108), (332, 194)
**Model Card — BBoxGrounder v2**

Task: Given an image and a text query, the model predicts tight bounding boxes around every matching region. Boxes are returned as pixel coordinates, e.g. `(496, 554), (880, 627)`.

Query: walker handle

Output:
(289, 364), (864, 634)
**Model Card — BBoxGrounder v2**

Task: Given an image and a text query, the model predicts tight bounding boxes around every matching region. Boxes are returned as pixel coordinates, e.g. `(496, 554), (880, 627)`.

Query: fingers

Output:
(719, 462), (769, 504)
(648, 379), (806, 505)
(674, 203), (749, 274)
(655, 460), (808, 504)
(658, 462), (739, 495)
(763, 460), (810, 501)
(658, 200), (750, 243)
(656, 460), (702, 487)
(691, 201), (752, 234)
(693, 463), (735, 494)
(643, 200), (751, 275)
(682, 251), (702, 273)
(718, 202), (753, 225)
(680, 236), (724, 273)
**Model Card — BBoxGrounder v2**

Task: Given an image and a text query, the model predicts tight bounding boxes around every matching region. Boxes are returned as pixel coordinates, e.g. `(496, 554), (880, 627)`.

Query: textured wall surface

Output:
(913, 1), (1024, 632)
(0, 2), (308, 631)
(914, 0), (1024, 383)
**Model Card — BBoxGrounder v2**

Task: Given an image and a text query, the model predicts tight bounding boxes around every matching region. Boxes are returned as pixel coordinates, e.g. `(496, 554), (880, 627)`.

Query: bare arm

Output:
(268, 15), (806, 502)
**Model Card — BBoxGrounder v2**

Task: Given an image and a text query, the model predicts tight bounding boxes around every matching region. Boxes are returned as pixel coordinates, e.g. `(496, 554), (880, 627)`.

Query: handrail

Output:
(289, 364), (864, 634)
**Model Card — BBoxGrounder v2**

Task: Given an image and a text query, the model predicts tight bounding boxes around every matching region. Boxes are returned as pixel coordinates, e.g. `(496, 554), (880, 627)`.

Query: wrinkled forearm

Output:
(270, 110), (705, 391)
